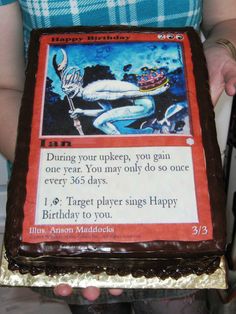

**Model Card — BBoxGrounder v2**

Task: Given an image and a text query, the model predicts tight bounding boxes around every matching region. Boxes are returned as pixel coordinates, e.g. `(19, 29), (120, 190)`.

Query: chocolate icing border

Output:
(4, 26), (226, 275)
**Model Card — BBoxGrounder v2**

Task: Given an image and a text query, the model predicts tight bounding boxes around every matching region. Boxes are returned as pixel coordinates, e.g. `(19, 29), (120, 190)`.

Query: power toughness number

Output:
(192, 225), (208, 236)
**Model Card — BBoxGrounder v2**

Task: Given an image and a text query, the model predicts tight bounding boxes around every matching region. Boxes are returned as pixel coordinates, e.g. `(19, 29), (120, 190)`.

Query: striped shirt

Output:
(1, 0), (202, 54)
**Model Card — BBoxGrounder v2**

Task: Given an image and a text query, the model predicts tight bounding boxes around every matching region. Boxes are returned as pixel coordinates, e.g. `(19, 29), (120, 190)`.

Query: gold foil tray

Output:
(0, 248), (227, 289)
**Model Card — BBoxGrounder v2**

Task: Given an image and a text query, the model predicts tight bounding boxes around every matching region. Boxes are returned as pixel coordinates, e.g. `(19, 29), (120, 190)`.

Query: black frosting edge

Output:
(4, 26), (226, 269)
(187, 29), (226, 250)
(7, 254), (221, 279)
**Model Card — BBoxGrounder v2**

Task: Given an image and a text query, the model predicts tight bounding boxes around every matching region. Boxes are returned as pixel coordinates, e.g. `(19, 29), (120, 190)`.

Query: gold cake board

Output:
(0, 247), (227, 289)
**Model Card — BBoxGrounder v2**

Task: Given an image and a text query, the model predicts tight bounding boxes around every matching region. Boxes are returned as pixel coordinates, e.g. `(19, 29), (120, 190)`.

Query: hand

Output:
(69, 108), (84, 119)
(203, 41), (236, 106)
(53, 284), (123, 302)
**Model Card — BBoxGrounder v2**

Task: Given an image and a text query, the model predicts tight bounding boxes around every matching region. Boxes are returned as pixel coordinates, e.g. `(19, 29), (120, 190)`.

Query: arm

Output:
(70, 107), (106, 118)
(0, 2), (25, 162)
(202, 0), (236, 105)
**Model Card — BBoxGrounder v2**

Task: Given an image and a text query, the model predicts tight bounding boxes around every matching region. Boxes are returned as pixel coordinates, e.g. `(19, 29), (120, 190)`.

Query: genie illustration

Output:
(53, 49), (171, 135)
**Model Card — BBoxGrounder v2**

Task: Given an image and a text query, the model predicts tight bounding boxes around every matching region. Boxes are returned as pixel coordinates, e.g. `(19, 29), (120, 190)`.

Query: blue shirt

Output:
(1, 0), (203, 54)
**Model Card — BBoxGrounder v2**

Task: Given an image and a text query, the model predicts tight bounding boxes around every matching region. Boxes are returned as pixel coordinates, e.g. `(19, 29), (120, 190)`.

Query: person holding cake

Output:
(0, 0), (236, 313)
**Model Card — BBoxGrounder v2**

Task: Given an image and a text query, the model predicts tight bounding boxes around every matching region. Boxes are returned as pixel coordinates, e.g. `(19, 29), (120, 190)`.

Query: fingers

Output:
(69, 109), (83, 119)
(53, 284), (123, 302)
(220, 58), (236, 97)
(81, 286), (101, 301)
(224, 74), (236, 97)
(53, 284), (100, 301)
(204, 43), (236, 105)
(54, 283), (73, 297)
(208, 65), (236, 105)
(108, 288), (123, 296)
(225, 81), (236, 97)
(69, 111), (78, 119)
(210, 78), (236, 106)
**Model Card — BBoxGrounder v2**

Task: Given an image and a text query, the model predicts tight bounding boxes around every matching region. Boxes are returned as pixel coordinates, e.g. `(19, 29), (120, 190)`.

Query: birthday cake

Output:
(4, 26), (226, 279)
(137, 67), (169, 92)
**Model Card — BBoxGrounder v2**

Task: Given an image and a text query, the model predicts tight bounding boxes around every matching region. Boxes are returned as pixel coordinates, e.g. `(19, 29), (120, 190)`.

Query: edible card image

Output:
(20, 31), (214, 243)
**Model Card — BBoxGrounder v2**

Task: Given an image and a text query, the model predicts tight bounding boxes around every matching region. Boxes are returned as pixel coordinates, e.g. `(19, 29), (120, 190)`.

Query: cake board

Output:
(0, 247), (227, 289)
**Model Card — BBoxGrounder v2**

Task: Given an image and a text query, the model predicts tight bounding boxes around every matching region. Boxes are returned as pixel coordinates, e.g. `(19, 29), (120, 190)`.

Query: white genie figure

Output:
(53, 49), (170, 135)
